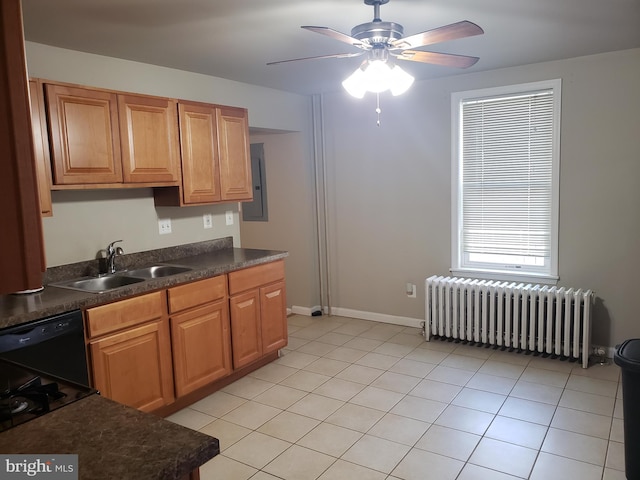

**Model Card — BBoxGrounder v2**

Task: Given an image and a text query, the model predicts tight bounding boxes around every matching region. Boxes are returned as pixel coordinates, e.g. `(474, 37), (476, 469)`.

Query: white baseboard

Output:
(290, 305), (423, 328)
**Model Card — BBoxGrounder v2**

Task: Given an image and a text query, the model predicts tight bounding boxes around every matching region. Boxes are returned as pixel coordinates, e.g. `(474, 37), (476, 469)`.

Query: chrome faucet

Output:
(106, 240), (124, 274)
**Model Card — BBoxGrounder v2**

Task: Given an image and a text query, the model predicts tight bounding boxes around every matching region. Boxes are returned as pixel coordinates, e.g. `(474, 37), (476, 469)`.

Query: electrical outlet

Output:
(203, 213), (213, 229)
(406, 282), (417, 298)
(225, 210), (234, 226)
(158, 218), (172, 235)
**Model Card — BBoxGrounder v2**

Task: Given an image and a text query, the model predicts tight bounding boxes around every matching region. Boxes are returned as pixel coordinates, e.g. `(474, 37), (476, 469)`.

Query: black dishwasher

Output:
(0, 310), (89, 386)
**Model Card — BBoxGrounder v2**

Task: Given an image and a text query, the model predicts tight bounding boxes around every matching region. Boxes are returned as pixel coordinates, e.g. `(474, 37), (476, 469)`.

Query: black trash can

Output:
(614, 339), (640, 480)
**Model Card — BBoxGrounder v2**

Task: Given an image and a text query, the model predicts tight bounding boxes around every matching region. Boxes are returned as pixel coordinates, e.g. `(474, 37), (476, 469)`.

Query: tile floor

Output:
(167, 315), (626, 480)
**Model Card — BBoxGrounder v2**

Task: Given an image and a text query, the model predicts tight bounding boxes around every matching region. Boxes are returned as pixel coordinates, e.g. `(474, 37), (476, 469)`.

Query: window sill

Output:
(450, 268), (559, 286)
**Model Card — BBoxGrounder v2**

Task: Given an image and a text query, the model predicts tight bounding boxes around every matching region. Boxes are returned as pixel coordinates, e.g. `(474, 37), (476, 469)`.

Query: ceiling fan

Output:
(267, 0), (484, 76)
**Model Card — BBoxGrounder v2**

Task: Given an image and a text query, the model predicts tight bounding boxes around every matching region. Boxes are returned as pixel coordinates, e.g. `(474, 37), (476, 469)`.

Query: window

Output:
(451, 79), (561, 282)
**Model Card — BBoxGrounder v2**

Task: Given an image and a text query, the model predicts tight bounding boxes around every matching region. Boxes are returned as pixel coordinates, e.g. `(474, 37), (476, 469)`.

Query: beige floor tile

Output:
(343, 337), (385, 352)
(274, 351), (320, 369)
(355, 352), (399, 370)
(315, 332), (355, 346)
(370, 371), (421, 394)
(466, 372), (517, 395)
(469, 437), (537, 478)
(257, 411), (320, 442)
(387, 332), (425, 347)
(166, 408), (216, 430)
(223, 431), (291, 469)
(199, 455), (257, 480)
(528, 356), (576, 373)
(372, 342), (414, 358)
(529, 452), (603, 480)
(614, 398), (623, 419)
(391, 448), (464, 480)
(566, 375), (619, 397)
(249, 363), (299, 383)
(457, 463), (522, 480)
(426, 365), (474, 386)
(390, 395), (448, 424)
(360, 326), (400, 341)
(434, 405), (494, 435)
(325, 403), (385, 432)
(199, 418), (252, 451)
(606, 441), (625, 471)
(317, 459), (387, 480)
(418, 339), (458, 353)
(499, 397), (556, 425)
(189, 391), (247, 417)
(520, 366), (569, 388)
(288, 315), (316, 327)
(221, 401), (282, 430)
(342, 434), (410, 474)
(451, 387), (507, 414)
(221, 376), (275, 399)
(415, 424), (480, 461)
(298, 422), (363, 457)
(288, 393), (344, 420)
(303, 357), (351, 376)
(510, 380), (563, 405)
(388, 358), (436, 378)
(610, 417), (624, 443)
(409, 379), (462, 403)
(551, 406), (612, 439)
(264, 445), (336, 480)
(285, 336), (310, 350)
(559, 388), (616, 416)
(296, 340), (338, 356)
(440, 353), (485, 372)
(477, 360), (526, 379)
(333, 323), (373, 336)
(603, 467), (627, 480)
(484, 415), (548, 449)
(252, 384), (308, 410)
(571, 363), (620, 382)
(249, 472), (282, 480)
(452, 344), (494, 360)
(367, 413), (430, 446)
(404, 348), (450, 365)
(542, 428), (608, 465)
(335, 364), (385, 385)
(323, 346), (368, 363)
(313, 377), (366, 401)
(279, 370), (331, 392)
(487, 350), (532, 366)
(349, 385), (404, 412)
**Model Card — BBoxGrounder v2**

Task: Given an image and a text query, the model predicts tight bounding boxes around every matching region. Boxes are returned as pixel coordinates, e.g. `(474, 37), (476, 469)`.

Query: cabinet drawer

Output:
(86, 291), (166, 338)
(168, 275), (227, 314)
(228, 260), (285, 296)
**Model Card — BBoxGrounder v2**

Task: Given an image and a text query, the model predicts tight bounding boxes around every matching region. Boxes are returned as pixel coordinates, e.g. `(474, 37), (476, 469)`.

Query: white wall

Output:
(25, 43), (311, 267)
(319, 48), (640, 348)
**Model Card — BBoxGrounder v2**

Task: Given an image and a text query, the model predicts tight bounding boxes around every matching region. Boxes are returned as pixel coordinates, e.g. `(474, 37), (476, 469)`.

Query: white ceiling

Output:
(21, 0), (640, 96)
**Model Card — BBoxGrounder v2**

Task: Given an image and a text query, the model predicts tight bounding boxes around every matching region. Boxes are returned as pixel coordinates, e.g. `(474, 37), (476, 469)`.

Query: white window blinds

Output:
(455, 82), (559, 277)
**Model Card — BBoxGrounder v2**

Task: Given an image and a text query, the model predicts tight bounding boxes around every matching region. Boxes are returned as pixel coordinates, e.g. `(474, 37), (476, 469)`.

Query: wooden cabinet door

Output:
(118, 94), (180, 184)
(178, 102), (221, 204)
(28, 80), (53, 217)
(171, 300), (231, 396)
(45, 84), (123, 184)
(217, 106), (252, 201)
(260, 281), (288, 354)
(229, 290), (262, 369)
(89, 319), (175, 412)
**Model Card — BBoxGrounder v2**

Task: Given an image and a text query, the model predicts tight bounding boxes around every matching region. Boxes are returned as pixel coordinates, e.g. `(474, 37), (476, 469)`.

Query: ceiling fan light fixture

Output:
(341, 65), (367, 98)
(388, 64), (414, 96)
(342, 59), (414, 98)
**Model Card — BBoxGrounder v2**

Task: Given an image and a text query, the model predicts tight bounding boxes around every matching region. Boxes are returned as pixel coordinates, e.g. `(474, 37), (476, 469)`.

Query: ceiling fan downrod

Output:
(364, 0), (389, 22)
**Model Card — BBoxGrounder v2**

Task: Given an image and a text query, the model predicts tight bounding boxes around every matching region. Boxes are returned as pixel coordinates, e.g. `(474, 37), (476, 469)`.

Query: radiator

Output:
(424, 275), (594, 368)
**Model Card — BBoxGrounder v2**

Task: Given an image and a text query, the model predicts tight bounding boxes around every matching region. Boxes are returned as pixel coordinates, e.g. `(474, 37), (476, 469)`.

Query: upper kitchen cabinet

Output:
(44, 82), (180, 187)
(28, 80), (53, 216)
(217, 106), (253, 201)
(45, 83), (123, 185)
(118, 94), (180, 184)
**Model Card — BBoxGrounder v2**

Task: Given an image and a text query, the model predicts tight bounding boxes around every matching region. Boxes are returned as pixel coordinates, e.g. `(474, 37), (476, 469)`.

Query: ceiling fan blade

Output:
(395, 50), (479, 68)
(302, 26), (370, 50)
(267, 52), (364, 66)
(391, 20), (483, 50)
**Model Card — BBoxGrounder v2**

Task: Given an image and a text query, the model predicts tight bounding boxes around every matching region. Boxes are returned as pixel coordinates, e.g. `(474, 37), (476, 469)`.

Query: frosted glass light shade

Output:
(342, 60), (414, 98)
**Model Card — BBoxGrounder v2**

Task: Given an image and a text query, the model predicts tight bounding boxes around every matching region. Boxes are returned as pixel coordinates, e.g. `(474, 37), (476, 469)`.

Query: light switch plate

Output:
(158, 218), (172, 235)
(203, 213), (213, 229)
(225, 211), (234, 226)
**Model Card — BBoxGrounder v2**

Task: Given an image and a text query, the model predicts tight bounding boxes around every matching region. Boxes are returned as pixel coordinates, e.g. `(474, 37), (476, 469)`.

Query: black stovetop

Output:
(0, 360), (96, 432)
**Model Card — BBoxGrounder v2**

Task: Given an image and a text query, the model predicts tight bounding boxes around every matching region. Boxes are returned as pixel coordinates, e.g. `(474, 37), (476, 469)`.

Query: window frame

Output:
(451, 79), (562, 284)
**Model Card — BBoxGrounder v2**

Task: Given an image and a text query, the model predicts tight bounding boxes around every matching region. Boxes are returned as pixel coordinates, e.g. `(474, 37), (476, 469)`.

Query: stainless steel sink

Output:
(125, 265), (192, 279)
(51, 275), (145, 293)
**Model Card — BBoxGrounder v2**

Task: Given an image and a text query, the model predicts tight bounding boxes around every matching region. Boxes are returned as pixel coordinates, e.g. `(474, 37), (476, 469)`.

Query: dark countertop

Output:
(0, 394), (219, 479)
(0, 237), (288, 329)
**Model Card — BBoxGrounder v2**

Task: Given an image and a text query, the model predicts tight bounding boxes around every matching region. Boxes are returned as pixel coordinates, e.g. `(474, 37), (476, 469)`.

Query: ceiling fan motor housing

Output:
(351, 21), (404, 46)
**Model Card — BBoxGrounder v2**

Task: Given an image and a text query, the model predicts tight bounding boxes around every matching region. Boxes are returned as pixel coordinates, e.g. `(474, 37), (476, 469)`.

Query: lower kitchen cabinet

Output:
(260, 280), (288, 354)
(168, 276), (232, 397)
(229, 290), (263, 369)
(86, 291), (175, 412)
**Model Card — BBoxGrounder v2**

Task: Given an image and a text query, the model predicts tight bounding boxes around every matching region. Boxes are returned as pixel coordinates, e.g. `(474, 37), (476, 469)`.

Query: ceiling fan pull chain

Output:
(376, 92), (382, 126)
